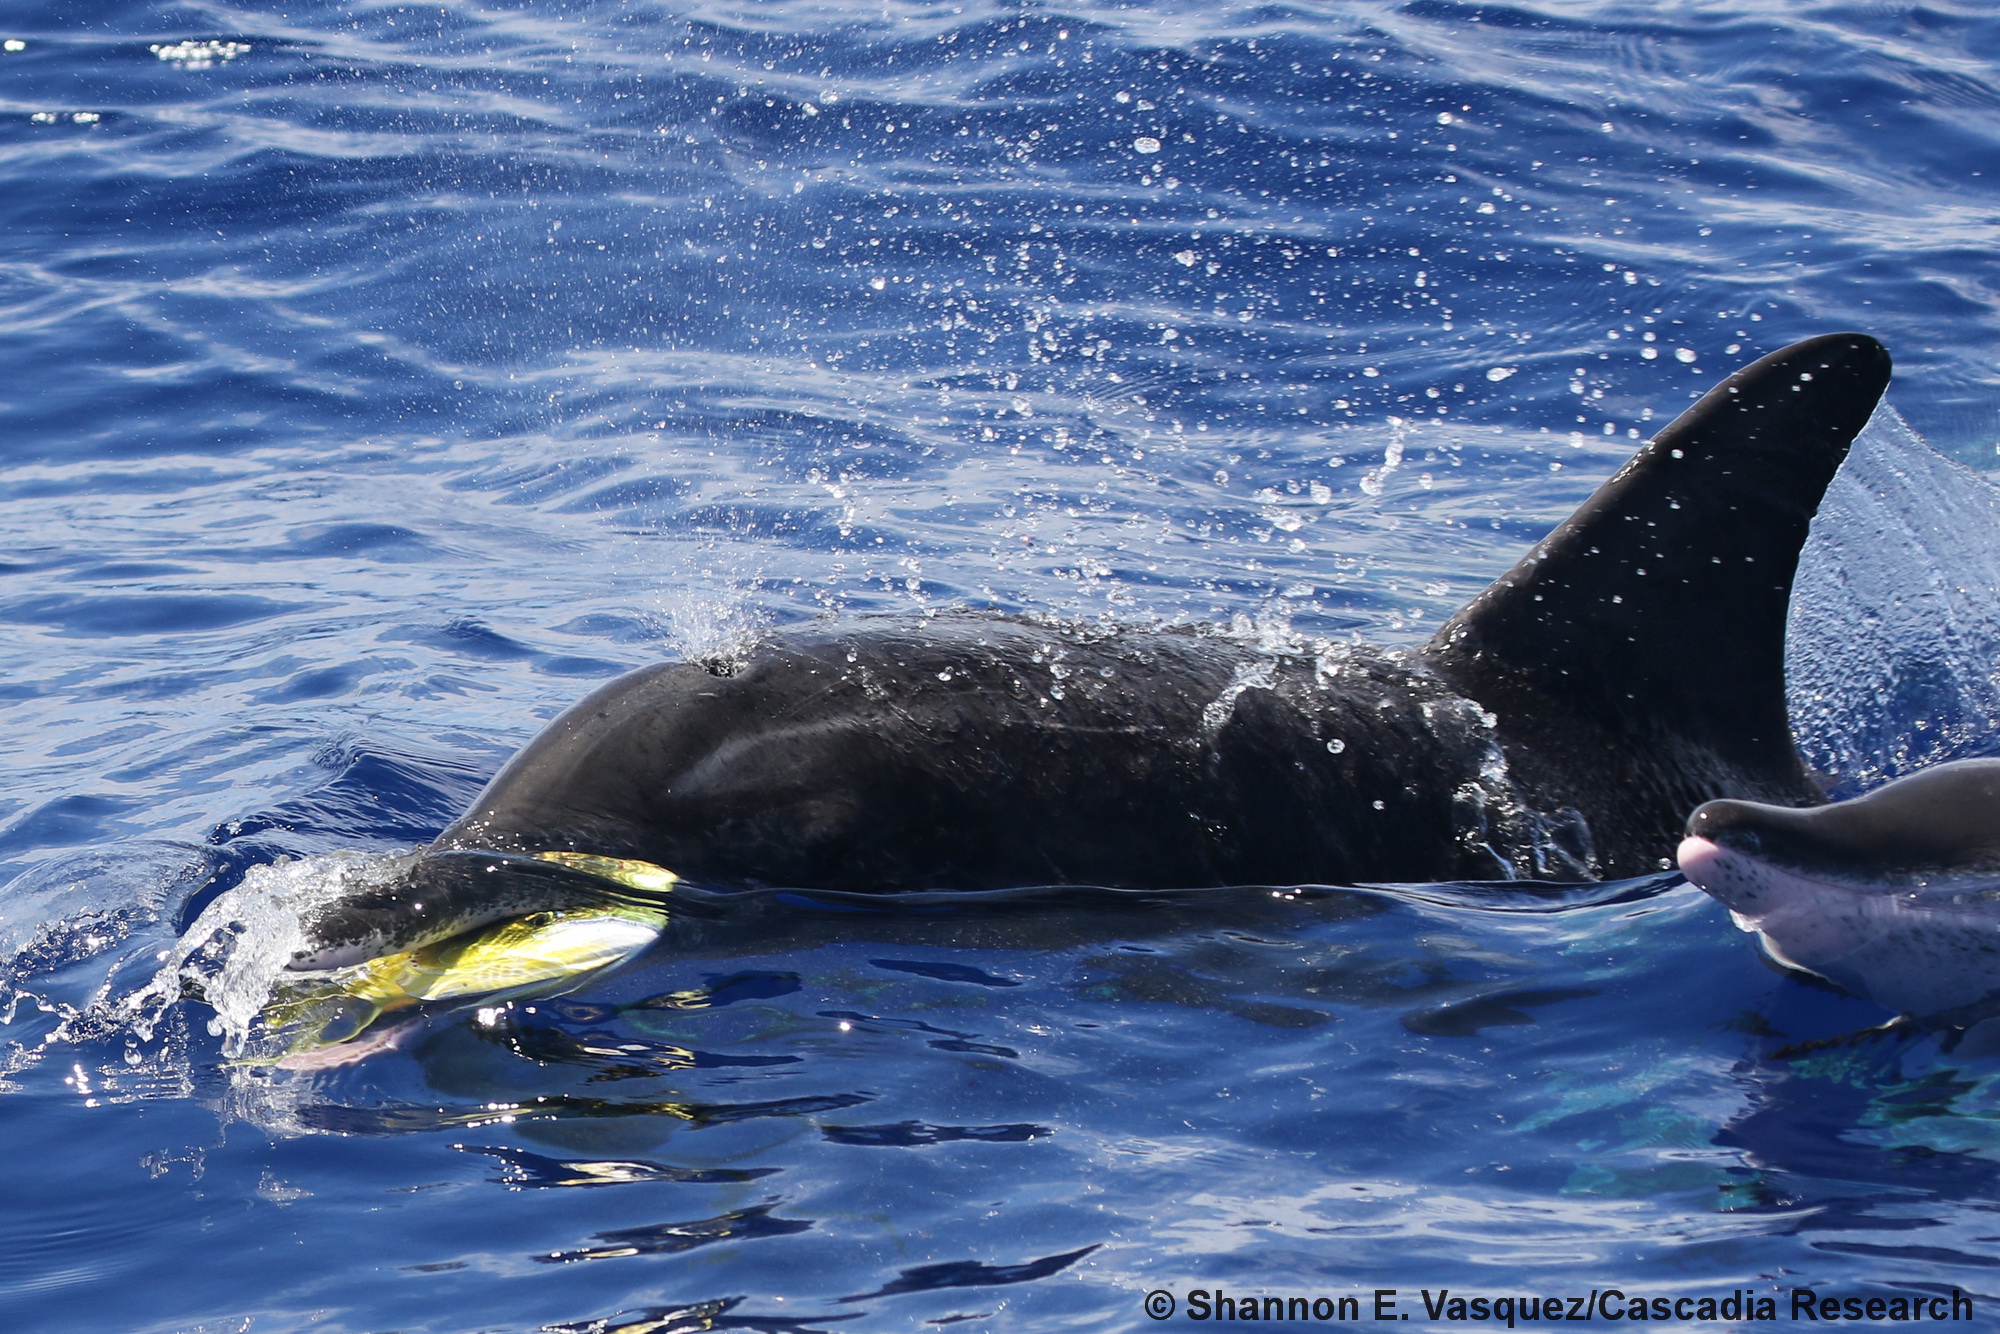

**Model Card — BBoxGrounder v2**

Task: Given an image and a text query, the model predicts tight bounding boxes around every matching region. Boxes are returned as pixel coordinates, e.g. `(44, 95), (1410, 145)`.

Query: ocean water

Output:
(6, 1), (2000, 1330)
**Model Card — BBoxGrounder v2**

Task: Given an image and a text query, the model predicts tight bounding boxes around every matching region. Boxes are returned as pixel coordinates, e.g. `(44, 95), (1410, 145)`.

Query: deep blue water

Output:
(8, 2), (2000, 1330)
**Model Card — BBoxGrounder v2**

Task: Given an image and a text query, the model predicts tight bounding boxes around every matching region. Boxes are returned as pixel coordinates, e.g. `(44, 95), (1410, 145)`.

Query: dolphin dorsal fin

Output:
(1424, 333), (1892, 855)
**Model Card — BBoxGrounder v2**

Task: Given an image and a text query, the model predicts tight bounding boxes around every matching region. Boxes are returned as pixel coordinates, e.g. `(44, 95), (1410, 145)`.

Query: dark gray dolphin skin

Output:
(293, 333), (1892, 969)
(1680, 760), (2000, 1025)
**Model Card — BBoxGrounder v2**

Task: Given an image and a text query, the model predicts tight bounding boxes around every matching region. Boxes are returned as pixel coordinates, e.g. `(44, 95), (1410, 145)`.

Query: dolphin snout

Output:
(287, 941), (375, 973)
(1675, 834), (1725, 887)
(1675, 833), (1772, 913)
(1685, 799), (1768, 857)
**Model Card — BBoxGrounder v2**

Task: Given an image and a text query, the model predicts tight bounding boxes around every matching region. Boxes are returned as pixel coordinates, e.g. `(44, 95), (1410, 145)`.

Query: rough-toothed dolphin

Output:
(293, 333), (1893, 971)
(1680, 759), (2000, 1026)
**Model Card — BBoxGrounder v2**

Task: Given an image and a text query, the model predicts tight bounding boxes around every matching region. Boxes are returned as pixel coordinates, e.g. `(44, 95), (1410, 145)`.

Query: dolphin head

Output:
(258, 849), (679, 1062)
(285, 848), (678, 972)
(1678, 760), (2000, 1021)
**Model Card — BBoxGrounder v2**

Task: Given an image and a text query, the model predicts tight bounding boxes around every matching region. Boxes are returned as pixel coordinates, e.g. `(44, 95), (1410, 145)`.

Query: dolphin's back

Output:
(437, 621), (1510, 891)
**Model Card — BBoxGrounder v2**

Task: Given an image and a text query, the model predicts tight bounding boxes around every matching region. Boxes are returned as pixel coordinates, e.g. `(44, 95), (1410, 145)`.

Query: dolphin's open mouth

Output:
(285, 848), (680, 972)
(261, 850), (681, 1064)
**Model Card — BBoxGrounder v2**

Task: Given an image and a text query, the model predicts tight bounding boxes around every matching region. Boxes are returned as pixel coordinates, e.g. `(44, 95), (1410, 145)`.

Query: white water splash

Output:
(121, 851), (420, 1058)
(1789, 407), (2000, 791)
(1200, 659), (1278, 735)
(1359, 417), (1410, 497)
